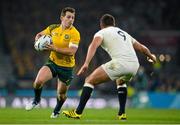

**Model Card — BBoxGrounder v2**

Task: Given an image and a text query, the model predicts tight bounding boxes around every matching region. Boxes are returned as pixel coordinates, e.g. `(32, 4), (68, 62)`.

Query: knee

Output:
(85, 76), (99, 85)
(116, 79), (126, 86)
(33, 79), (44, 89)
(57, 92), (67, 101)
(85, 76), (93, 84)
(85, 76), (90, 83)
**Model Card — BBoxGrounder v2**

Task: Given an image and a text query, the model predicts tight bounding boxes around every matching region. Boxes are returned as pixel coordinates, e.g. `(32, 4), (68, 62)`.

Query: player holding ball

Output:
(25, 7), (80, 119)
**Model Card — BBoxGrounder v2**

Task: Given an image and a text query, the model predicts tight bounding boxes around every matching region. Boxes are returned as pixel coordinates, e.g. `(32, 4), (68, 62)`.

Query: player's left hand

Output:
(77, 63), (89, 76)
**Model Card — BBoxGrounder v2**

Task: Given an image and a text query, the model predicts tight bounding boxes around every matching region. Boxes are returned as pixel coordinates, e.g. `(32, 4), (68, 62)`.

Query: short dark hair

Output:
(100, 14), (115, 27)
(61, 7), (75, 17)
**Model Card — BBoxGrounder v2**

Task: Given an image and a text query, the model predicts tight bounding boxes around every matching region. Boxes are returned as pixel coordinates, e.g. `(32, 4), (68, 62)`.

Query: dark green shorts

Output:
(45, 59), (74, 86)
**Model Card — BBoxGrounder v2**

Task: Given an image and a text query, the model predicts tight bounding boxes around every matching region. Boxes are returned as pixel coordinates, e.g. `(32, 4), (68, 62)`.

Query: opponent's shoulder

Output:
(95, 28), (107, 36)
(48, 24), (60, 32)
(96, 26), (114, 35)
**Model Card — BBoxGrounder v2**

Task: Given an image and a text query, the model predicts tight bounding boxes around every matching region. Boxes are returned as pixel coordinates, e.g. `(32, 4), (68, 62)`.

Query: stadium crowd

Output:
(0, 0), (179, 94)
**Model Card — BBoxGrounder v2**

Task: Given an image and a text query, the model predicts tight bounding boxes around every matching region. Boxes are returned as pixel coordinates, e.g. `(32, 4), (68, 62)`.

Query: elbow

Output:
(65, 52), (73, 56)
(67, 51), (76, 56)
(63, 48), (77, 55)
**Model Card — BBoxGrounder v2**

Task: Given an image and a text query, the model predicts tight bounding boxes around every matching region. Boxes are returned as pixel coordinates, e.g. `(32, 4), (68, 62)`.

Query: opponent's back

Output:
(95, 26), (138, 62)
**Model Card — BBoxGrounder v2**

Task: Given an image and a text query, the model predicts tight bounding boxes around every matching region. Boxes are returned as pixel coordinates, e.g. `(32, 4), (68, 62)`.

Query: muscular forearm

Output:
(133, 41), (156, 62)
(54, 47), (76, 55)
(141, 45), (156, 62)
(141, 45), (152, 57)
(84, 44), (97, 65)
(84, 37), (102, 65)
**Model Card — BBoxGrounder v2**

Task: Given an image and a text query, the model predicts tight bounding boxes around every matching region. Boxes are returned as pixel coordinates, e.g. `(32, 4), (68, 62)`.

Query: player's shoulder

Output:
(48, 24), (60, 32)
(95, 26), (116, 35)
(116, 27), (132, 37)
(71, 26), (80, 35)
(100, 26), (119, 33)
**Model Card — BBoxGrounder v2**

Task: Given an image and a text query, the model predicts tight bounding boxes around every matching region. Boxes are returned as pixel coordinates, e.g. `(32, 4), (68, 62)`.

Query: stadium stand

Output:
(0, 0), (180, 96)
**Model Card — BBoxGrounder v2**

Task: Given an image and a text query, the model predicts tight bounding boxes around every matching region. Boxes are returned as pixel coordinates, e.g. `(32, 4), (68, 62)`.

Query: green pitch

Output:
(0, 108), (180, 124)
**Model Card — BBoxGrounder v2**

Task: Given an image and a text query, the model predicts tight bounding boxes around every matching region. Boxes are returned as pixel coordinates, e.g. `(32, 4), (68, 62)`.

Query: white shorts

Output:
(101, 59), (139, 82)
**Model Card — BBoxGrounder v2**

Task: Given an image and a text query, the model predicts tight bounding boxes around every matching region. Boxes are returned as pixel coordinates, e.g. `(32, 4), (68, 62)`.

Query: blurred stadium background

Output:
(0, 0), (180, 111)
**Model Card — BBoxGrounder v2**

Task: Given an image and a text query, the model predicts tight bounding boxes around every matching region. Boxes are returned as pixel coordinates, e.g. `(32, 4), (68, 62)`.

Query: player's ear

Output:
(100, 22), (103, 29)
(60, 16), (63, 21)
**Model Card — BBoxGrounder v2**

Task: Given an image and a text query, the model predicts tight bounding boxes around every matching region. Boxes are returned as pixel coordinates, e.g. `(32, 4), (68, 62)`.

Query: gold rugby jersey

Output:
(43, 24), (80, 67)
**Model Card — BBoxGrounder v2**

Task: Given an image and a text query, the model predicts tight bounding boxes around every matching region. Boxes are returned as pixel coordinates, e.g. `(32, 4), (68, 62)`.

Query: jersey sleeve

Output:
(127, 33), (137, 44)
(42, 24), (59, 35)
(42, 26), (51, 35)
(69, 30), (80, 48)
(131, 37), (137, 44)
(94, 30), (103, 38)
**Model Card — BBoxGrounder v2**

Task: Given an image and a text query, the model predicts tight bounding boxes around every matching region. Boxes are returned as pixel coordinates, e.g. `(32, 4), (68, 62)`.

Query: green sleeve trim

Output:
(49, 24), (60, 33)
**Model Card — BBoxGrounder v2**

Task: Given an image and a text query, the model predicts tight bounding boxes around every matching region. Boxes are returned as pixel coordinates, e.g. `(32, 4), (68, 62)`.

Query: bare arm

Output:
(54, 46), (78, 55)
(35, 31), (45, 41)
(37, 31), (78, 55)
(84, 37), (103, 65)
(77, 36), (103, 75)
(133, 40), (156, 63)
(45, 44), (78, 55)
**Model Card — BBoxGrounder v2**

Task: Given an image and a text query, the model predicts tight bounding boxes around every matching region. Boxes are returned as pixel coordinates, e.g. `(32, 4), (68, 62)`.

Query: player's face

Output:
(61, 11), (75, 28)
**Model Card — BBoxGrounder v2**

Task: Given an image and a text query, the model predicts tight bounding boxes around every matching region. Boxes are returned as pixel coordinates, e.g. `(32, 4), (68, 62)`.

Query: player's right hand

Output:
(77, 63), (88, 76)
(147, 54), (157, 63)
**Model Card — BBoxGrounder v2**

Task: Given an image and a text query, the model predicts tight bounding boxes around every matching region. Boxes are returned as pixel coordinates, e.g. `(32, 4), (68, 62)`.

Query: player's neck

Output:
(61, 24), (72, 30)
(101, 25), (114, 29)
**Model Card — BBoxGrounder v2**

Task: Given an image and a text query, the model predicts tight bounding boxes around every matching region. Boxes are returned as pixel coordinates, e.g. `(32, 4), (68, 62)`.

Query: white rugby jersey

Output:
(94, 26), (139, 62)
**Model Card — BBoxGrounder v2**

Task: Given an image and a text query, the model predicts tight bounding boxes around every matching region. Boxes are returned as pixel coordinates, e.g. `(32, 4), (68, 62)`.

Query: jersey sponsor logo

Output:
(64, 34), (70, 40)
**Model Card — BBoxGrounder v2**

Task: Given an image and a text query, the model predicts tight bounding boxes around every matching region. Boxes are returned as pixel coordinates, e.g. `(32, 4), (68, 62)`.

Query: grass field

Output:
(0, 108), (180, 124)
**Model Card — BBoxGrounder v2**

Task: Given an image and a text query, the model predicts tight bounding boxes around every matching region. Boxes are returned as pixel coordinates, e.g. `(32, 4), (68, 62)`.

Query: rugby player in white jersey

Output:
(63, 14), (156, 120)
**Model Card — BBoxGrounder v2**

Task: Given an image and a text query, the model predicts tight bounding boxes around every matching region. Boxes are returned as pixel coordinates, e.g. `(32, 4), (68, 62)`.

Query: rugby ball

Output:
(34, 35), (52, 51)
